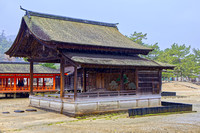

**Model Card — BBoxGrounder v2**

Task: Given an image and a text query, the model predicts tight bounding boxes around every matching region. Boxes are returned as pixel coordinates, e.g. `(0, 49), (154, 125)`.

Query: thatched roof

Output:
(5, 9), (174, 70)
(23, 10), (151, 51)
(64, 52), (175, 69)
(0, 62), (59, 73)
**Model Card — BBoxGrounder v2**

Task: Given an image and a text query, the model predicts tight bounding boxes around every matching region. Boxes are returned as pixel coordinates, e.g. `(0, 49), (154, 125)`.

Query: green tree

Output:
(41, 63), (57, 69)
(128, 31), (200, 82)
(157, 43), (199, 81)
(181, 54), (199, 80)
(0, 30), (13, 61)
(127, 31), (160, 60)
(128, 31), (147, 45)
(193, 48), (200, 65)
(144, 43), (160, 60)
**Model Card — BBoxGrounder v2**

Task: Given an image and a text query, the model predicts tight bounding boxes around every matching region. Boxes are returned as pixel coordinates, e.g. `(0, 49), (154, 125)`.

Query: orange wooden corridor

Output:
(0, 73), (59, 94)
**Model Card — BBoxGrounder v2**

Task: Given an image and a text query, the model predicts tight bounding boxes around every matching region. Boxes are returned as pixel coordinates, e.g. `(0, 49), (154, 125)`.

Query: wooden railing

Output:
(0, 86), (56, 93)
(64, 90), (136, 99)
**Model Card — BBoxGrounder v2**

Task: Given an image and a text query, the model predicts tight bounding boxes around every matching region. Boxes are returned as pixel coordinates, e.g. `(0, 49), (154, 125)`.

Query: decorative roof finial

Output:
(20, 6), (30, 19)
(20, 6), (27, 11)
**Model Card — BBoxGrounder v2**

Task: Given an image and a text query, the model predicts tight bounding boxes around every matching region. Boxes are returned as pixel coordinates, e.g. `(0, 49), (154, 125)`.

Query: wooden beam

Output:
(60, 57), (65, 98)
(28, 57), (60, 63)
(30, 61), (34, 95)
(82, 68), (86, 92)
(56, 43), (151, 55)
(81, 64), (168, 70)
(74, 66), (78, 100)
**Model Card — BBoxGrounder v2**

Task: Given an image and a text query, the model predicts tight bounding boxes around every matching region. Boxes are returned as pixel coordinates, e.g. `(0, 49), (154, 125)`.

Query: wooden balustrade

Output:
(64, 90), (136, 99)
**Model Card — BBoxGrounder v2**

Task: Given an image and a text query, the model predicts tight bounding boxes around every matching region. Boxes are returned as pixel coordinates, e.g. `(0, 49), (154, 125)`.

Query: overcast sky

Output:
(0, 0), (199, 50)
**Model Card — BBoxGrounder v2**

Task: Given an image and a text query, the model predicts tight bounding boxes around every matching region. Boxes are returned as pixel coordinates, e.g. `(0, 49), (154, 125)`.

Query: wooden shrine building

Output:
(0, 62), (60, 95)
(6, 8), (174, 116)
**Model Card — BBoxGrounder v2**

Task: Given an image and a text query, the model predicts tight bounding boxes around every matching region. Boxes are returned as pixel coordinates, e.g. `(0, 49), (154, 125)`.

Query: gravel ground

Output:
(0, 81), (200, 133)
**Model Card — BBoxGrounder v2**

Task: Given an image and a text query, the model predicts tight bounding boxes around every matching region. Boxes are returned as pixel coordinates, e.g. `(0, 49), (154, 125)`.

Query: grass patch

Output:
(48, 121), (65, 126)
(47, 112), (128, 125)
(74, 112), (128, 121)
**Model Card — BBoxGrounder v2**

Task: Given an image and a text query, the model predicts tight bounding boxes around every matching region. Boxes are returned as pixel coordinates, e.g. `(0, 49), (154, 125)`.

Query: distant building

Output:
(0, 62), (59, 94)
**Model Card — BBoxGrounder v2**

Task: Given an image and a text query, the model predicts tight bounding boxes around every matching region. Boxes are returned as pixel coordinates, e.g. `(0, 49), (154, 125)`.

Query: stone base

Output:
(29, 94), (161, 116)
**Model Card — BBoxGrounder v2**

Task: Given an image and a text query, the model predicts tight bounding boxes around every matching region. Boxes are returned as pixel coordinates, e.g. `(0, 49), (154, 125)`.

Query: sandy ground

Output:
(0, 81), (200, 133)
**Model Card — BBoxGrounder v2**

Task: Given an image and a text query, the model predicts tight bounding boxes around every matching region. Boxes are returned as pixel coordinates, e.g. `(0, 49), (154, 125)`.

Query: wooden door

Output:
(96, 73), (104, 88)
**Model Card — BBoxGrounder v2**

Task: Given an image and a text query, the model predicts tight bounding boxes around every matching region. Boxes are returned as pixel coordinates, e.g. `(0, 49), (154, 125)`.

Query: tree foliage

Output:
(41, 63), (57, 69)
(128, 32), (147, 45)
(0, 30), (13, 61)
(128, 31), (200, 81)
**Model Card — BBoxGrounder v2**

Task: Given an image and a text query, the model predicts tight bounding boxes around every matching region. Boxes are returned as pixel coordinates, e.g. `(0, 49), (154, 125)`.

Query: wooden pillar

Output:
(82, 68), (86, 92)
(60, 57), (65, 98)
(27, 78), (29, 88)
(6, 78), (8, 87)
(53, 75), (56, 90)
(135, 68), (139, 93)
(158, 70), (162, 93)
(1, 78), (3, 87)
(120, 69), (124, 91)
(43, 78), (45, 89)
(74, 66), (77, 100)
(10, 78), (12, 87)
(14, 77), (17, 91)
(30, 61), (34, 95)
(37, 78), (39, 88)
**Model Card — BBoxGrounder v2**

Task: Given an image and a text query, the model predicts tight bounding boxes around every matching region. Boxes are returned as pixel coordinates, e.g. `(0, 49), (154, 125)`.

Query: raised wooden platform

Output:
(29, 94), (161, 116)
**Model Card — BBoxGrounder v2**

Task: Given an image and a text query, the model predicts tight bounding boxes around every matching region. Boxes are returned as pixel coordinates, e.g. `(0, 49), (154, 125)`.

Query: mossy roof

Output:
(23, 11), (151, 50)
(64, 52), (175, 69)
(0, 62), (59, 73)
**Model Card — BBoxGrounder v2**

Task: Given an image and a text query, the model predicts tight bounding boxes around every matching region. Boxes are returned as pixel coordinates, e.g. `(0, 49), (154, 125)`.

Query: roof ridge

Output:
(20, 6), (118, 28)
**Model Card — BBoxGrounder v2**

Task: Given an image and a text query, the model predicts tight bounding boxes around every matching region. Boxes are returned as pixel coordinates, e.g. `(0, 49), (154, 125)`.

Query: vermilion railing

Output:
(0, 86), (56, 93)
